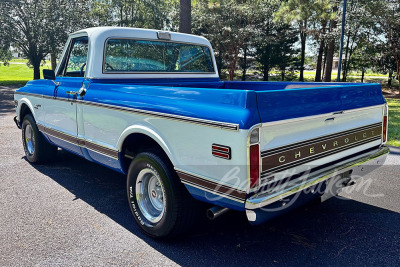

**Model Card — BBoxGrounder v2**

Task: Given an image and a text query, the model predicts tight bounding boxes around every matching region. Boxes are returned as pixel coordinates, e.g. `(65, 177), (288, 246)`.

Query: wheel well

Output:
(121, 133), (172, 174)
(20, 103), (33, 123)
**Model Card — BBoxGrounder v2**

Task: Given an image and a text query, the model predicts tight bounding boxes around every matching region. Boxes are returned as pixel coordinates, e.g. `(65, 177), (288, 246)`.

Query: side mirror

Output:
(43, 69), (56, 80)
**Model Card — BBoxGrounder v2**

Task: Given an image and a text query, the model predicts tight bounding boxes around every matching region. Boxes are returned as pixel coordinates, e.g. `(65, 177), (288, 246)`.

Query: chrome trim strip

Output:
(15, 92), (73, 103)
(14, 92), (239, 131)
(78, 99), (239, 130)
(260, 104), (384, 127)
(245, 146), (390, 210)
(37, 123), (119, 159)
(181, 181), (245, 203)
(175, 168), (246, 192)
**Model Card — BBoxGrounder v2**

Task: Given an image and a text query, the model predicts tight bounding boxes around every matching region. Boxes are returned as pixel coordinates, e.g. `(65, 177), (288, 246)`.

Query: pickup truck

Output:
(14, 27), (389, 238)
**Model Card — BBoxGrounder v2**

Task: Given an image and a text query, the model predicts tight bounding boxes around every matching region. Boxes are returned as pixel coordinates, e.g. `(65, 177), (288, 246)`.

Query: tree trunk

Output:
(50, 53), (57, 71)
(342, 31), (351, 82)
(228, 53), (238, 81)
(324, 41), (335, 82)
(324, 5), (338, 82)
(179, 0), (191, 34)
(263, 68), (269, 81)
(322, 45), (327, 80)
(229, 69), (234, 80)
(281, 70), (285, 81)
(241, 46), (247, 81)
(315, 39), (325, 82)
(388, 70), (393, 87)
(396, 55), (400, 92)
(119, 6), (123, 26)
(361, 69), (365, 83)
(33, 62), (40, 80)
(299, 22), (306, 82)
(387, 27), (400, 92)
(300, 34), (305, 82)
(216, 52), (222, 76)
(315, 22), (327, 82)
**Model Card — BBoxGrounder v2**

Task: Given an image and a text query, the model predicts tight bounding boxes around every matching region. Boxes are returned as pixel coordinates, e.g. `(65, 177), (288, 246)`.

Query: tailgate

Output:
(255, 83), (386, 185)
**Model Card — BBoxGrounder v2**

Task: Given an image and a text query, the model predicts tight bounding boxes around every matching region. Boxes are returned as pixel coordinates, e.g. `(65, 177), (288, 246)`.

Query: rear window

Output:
(104, 39), (215, 73)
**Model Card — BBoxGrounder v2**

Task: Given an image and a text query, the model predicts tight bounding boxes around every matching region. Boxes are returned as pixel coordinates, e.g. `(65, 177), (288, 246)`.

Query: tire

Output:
(127, 152), (199, 239)
(21, 114), (57, 163)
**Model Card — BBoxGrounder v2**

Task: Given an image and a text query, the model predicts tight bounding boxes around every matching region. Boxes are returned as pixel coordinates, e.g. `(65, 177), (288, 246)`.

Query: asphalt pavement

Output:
(1, 85), (399, 266)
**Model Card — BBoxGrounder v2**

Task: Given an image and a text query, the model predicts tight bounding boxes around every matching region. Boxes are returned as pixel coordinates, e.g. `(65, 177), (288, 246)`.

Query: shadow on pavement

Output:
(0, 85), (23, 116)
(28, 149), (400, 266)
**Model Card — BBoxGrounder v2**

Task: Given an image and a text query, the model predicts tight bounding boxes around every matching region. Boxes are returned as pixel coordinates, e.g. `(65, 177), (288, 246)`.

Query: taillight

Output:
(383, 104), (388, 143)
(249, 127), (260, 189)
(250, 144), (260, 188)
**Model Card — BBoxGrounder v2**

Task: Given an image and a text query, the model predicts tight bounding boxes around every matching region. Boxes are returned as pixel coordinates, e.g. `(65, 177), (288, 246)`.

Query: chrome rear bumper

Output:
(245, 145), (390, 210)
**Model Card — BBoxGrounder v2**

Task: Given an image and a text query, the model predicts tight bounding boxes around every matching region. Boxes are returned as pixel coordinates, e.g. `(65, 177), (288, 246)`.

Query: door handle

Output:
(66, 91), (78, 96)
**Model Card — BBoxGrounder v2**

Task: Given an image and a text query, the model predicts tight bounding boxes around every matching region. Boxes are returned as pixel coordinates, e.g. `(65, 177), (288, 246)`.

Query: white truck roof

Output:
(58, 27), (219, 80)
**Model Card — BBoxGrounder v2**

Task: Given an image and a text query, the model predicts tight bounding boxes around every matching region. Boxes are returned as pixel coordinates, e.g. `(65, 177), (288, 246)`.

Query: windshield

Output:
(104, 39), (215, 73)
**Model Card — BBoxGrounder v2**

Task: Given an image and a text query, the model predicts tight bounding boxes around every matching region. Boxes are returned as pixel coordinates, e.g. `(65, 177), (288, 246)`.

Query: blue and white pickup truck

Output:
(14, 27), (389, 238)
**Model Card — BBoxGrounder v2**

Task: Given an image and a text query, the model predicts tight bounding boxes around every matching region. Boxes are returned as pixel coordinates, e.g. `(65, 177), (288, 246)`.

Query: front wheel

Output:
(21, 114), (57, 163)
(127, 152), (199, 238)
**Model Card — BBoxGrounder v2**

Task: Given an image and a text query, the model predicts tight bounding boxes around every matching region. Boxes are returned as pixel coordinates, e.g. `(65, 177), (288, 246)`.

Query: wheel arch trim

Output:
(117, 124), (176, 165)
(17, 98), (36, 122)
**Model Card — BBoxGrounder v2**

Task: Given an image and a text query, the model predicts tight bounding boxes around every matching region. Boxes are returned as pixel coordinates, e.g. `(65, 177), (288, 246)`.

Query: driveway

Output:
(1, 85), (399, 266)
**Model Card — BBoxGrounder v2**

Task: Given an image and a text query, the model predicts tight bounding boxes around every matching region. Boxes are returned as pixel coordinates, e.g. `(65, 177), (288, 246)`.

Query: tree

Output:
(336, 0), (377, 82)
(367, 0), (400, 91)
(310, 0), (335, 82)
(179, 0), (191, 33)
(239, 45), (249, 81)
(274, 0), (314, 82)
(0, 0), (90, 79)
(323, 2), (338, 82)
(314, 20), (328, 82)
(350, 39), (375, 82)
(92, 0), (171, 29)
(0, 40), (12, 66)
(255, 23), (298, 81)
(193, 0), (262, 80)
(271, 26), (299, 81)
(375, 43), (398, 88)
(251, 0), (280, 81)
(274, 0), (336, 82)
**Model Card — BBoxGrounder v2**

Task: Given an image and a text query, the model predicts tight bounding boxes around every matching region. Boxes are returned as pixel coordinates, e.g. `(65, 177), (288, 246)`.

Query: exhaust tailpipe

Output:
(207, 206), (229, 220)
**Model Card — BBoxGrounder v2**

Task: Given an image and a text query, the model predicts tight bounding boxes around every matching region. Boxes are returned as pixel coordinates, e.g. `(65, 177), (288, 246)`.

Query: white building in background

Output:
(10, 47), (22, 58)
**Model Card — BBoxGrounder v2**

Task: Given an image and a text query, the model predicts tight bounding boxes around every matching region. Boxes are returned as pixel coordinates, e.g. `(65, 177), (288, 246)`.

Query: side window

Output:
(178, 45), (213, 72)
(59, 36), (89, 77)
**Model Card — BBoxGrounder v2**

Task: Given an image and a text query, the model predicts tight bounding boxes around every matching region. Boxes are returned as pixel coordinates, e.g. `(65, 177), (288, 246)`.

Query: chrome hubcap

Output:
(25, 124), (35, 155)
(136, 168), (165, 223)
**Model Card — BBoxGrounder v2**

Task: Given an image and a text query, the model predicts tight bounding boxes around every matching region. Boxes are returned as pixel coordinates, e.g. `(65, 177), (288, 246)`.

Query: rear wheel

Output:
(127, 151), (199, 238)
(21, 114), (57, 163)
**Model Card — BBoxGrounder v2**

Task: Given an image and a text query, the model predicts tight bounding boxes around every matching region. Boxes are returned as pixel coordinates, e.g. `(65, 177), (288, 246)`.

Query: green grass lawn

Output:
(387, 98), (400, 147)
(0, 62), (51, 85)
(10, 59), (32, 63)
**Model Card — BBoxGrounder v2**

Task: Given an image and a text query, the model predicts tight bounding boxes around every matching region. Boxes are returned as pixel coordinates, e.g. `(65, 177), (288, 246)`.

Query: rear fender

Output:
(117, 123), (176, 165)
